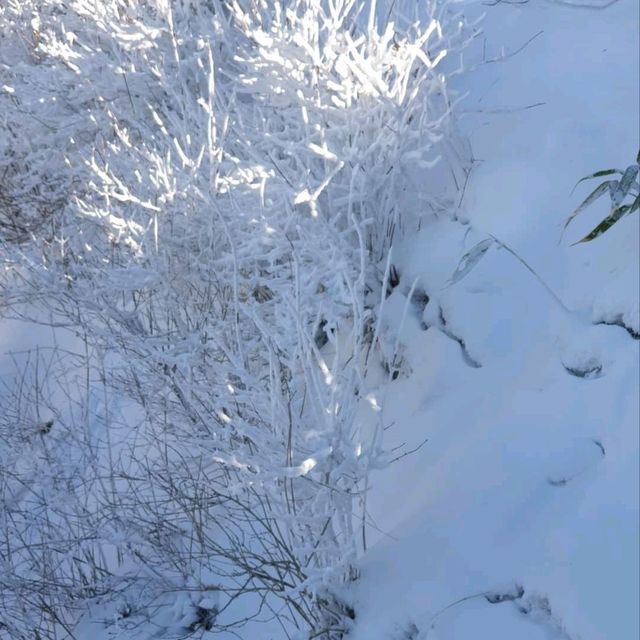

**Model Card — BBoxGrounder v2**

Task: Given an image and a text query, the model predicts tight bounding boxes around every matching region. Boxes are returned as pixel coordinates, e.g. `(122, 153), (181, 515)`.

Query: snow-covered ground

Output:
(350, 1), (639, 638)
(0, 1), (637, 639)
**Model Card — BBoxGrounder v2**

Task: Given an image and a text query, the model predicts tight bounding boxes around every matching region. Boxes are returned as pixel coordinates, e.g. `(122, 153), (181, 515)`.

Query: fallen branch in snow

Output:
(422, 584), (525, 639)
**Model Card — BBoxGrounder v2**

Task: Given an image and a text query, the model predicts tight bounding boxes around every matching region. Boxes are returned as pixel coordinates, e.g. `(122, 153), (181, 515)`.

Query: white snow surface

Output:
(350, 1), (639, 639)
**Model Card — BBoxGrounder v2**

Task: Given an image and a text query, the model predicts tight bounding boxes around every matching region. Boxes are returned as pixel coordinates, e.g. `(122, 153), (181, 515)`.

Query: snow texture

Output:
(351, 1), (639, 639)
(0, 0), (638, 639)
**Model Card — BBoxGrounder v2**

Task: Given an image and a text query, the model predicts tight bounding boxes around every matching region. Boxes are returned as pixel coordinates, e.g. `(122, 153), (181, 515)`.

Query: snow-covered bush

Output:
(0, 0), (474, 636)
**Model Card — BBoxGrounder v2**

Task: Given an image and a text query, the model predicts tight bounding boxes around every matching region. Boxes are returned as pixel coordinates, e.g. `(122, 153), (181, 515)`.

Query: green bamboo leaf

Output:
(447, 238), (494, 286)
(611, 164), (640, 207)
(561, 180), (615, 240)
(572, 204), (631, 245)
(636, 149), (640, 164)
(571, 168), (621, 194)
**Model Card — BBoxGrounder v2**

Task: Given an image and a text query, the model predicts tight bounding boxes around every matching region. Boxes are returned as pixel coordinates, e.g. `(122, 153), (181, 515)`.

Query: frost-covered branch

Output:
(0, 0), (474, 636)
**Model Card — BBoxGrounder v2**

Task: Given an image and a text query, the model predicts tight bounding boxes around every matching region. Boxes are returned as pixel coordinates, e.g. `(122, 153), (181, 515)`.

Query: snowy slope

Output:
(0, 1), (637, 638)
(350, 1), (639, 639)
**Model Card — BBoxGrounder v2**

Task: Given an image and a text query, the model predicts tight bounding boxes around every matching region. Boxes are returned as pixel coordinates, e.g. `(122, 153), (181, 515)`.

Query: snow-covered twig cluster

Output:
(0, 0), (474, 636)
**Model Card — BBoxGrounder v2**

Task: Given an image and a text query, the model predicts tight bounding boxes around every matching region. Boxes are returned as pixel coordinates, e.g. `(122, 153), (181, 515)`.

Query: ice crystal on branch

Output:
(0, 0), (474, 636)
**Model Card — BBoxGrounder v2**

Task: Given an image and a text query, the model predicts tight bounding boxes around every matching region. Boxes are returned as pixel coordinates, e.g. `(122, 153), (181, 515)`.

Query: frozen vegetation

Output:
(0, 0), (637, 639)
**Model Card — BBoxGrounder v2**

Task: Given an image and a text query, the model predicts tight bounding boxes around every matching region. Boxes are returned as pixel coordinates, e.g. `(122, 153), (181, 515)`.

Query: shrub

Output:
(0, 1), (474, 637)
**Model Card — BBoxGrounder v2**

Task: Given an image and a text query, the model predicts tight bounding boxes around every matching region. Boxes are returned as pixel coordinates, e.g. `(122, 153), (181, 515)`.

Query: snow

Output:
(350, 1), (639, 639)
(0, 0), (637, 638)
